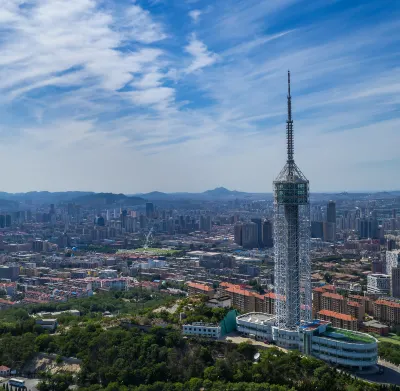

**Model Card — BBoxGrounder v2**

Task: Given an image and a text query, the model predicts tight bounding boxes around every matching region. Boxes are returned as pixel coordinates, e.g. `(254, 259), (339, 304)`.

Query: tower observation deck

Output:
(273, 71), (311, 330)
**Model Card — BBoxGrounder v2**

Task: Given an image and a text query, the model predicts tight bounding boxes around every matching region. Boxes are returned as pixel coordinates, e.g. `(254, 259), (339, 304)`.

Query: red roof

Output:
(187, 282), (213, 292)
(318, 310), (357, 321)
(220, 282), (238, 289)
(322, 292), (345, 300)
(0, 366), (10, 371)
(347, 301), (362, 307)
(225, 286), (254, 297)
(0, 298), (14, 305)
(313, 287), (326, 293)
(349, 294), (370, 301)
(375, 300), (400, 308)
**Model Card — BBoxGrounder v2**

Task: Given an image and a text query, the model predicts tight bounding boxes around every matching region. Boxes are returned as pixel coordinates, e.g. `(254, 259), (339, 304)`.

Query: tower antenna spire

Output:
(287, 70), (294, 172)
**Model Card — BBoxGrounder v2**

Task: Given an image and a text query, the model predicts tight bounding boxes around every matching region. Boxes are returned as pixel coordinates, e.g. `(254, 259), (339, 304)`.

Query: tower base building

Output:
(236, 313), (378, 369)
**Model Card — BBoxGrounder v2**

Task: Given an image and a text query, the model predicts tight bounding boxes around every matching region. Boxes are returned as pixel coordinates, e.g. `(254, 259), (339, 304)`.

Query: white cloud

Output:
(128, 87), (175, 107)
(0, 0), (168, 95)
(118, 5), (167, 44)
(132, 70), (165, 89)
(185, 34), (218, 73)
(189, 10), (202, 23)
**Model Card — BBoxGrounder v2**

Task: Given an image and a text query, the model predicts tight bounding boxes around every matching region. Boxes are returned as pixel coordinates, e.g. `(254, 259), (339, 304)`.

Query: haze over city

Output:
(0, 0), (399, 193)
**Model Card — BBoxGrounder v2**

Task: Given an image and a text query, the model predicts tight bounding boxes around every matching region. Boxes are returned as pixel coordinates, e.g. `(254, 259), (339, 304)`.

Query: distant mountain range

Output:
(138, 187), (400, 201)
(72, 193), (146, 206)
(0, 188), (398, 206)
(0, 191), (146, 206)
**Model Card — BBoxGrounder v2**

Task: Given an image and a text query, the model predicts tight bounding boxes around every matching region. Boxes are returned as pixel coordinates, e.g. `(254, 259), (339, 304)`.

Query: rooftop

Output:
(347, 301), (362, 307)
(321, 326), (376, 344)
(319, 310), (356, 321)
(187, 282), (214, 292)
(363, 320), (389, 329)
(237, 312), (275, 324)
(375, 299), (400, 308)
(322, 292), (345, 300)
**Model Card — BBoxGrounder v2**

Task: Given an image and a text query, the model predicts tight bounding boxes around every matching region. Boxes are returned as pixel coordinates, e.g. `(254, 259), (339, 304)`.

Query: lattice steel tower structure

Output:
(274, 71), (311, 330)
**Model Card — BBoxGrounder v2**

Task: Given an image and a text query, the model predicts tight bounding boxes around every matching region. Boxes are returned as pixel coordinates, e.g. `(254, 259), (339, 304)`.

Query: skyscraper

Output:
(326, 200), (336, 242)
(146, 202), (154, 218)
(251, 218), (263, 247)
(200, 215), (212, 232)
(234, 223), (243, 246)
(327, 201), (336, 224)
(242, 222), (258, 249)
(273, 71), (311, 330)
(262, 219), (273, 248)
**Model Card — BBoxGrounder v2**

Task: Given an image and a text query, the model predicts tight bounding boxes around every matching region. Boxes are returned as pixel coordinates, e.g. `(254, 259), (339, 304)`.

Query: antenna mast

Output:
(286, 70), (294, 174)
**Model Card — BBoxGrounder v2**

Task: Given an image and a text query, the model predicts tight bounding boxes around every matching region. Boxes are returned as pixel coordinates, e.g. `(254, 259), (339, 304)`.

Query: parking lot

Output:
(0, 378), (40, 391)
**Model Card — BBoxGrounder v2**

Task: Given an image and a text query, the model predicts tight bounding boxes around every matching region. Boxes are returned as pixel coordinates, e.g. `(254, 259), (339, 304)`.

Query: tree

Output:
(324, 272), (333, 284)
(37, 373), (73, 391)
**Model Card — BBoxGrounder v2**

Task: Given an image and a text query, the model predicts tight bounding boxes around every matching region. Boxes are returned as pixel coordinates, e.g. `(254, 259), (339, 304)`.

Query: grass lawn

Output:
(377, 336), (400, 345)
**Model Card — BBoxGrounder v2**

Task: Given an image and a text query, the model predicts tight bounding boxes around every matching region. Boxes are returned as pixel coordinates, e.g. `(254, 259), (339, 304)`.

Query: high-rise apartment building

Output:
(234, 223), (243, 246)
(327, 201), (336, 223)
(386, 250), (400, 297)
(326, 201), (336, 242)
(262, 219), (273, 248)
(251, 218), (263, 247)
(145, 202), (154, 218)
(241, 222), (258, 249)
(200, 215), (212, 232)
(311, 221), (323, 239)
(392, 268), (400, 298)
(367, 274), (391, 295)
(323, 221), (335, 242)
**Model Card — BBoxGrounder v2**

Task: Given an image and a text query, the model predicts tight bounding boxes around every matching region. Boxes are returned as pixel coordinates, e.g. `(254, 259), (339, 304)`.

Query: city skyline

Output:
(0, 0), (399, 193)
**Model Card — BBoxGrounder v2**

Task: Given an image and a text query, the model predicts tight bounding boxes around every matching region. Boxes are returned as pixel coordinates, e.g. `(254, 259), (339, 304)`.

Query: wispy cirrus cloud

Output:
(185, 33), (218, 73)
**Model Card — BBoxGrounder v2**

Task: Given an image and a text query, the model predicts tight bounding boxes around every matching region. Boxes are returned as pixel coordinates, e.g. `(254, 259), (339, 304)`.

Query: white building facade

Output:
(367, 273), (391, 295)
(182, 322), (221, 339)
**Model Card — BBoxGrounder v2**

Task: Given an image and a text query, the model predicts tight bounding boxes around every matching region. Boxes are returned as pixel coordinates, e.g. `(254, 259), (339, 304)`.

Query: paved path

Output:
(220, 333), (288, 352)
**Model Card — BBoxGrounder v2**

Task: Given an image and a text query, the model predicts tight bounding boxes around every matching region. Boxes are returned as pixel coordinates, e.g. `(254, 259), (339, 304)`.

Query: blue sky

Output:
(0, 0), (399, 193)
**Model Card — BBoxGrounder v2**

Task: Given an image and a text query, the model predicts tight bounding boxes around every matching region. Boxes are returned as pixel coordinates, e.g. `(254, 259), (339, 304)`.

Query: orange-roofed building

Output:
(0, 365), (10, 376)
(187, 282), (214, 298)
(349, 294), (372, 314)
(0, 298), (15, 310)
(264, 292), (277, 314)
(312, 287), (326, 315)
(224, 286), (257, 313)
(347, 301), (364, 322)
(318, 310), (358, 331)
(322, 292), (346, 314)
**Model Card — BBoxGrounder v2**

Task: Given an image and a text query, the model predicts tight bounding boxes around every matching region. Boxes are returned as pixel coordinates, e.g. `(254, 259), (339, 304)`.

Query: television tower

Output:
(273, 71), (311, 330)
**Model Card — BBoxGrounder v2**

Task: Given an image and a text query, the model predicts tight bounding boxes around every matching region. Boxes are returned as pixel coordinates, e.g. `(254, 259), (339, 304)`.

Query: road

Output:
(0, 378), (40, 391)
(356, 365), (400, 386)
